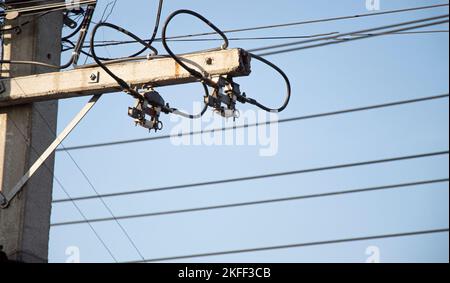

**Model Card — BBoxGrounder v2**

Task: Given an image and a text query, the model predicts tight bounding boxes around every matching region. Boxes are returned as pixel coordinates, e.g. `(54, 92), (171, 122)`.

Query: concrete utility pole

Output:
(0, 6), (63, 262)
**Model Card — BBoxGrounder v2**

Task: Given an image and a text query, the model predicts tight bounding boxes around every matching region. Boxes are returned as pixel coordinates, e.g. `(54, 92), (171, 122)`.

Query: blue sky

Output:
(48, 0), (449, 263)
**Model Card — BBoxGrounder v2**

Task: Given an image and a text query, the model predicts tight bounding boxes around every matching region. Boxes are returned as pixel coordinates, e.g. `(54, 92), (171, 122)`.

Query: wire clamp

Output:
(128, 88), (167, 132)
(205, 76), (243, 120)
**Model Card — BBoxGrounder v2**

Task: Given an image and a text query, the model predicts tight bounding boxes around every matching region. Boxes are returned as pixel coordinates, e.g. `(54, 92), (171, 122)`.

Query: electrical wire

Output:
(161, 9), (291, 114)
(80, 30), (447, 48)
(249, 15), (449, 56)
(51, 178), (449, 226)
(66, 16), (449, 73)
(127, 228), (449, 263)
(70, 3), (449, 48)
(350, 30), (449, 36)
(99, 0), (117, 22)
(256, 19), (449, 57)
(5, 5), (448, 69)
(52, 150), (449, 203)
(159, 9), (233, 118)
(84, 0), (163, 61)
(89, 21), (157, 98)
(244, 53), (291, 113)
(127, 0), (164, 58)
(161, 9), (229, 88)
(55, 93), (450, 152)
(250, 14), (449, 52)
(58, 22), (447, 118)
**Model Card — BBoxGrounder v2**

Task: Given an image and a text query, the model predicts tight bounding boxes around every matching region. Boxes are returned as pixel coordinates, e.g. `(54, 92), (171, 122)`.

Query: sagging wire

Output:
(99, 0), (117, 23)
(127, 0), (164, 59)
(161, 9), (291, 117)
(245, 53), (291, 113)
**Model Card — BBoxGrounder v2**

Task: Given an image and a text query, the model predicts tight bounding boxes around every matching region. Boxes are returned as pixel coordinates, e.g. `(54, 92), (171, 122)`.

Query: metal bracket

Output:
(205, 76), (243, 119)
(0, 94), (102, 209)
(128, 88), (166, 132)
(88, 71), (100, 84)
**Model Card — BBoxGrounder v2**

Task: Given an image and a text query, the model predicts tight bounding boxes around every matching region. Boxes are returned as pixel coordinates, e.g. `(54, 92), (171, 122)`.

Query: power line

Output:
(52, 150), (449, 204)
(56, 93), (450, 152)
(100, 0), (117, 22)
(73, 32), (340, 49)
(255, 18), (449, 57)
(249, 14), (449, 53)
(70, 3), (449, 49)
(351, 30), (449, 36)
(195, 3), (449, 37)
(75, 30), (449, 50)
(51, 178), (449, 226)
(126, 228), (450, 263)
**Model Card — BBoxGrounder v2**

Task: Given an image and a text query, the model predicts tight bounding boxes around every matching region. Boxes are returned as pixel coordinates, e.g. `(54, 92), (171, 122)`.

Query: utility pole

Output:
(0, 4), (63, 262)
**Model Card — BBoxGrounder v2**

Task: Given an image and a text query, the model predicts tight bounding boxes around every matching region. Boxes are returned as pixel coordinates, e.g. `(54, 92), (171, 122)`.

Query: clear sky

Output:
(48, 0), (449, 263)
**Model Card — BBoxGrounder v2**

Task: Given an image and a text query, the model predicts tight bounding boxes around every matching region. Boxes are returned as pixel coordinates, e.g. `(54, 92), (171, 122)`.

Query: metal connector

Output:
(128, 89), (167, 132)
(205, 76), (244, 119)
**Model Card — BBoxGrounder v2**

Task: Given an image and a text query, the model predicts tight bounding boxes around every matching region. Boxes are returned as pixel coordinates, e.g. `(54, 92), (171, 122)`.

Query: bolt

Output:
(205, 57), (214, 65)
(90, 73), (97, 81)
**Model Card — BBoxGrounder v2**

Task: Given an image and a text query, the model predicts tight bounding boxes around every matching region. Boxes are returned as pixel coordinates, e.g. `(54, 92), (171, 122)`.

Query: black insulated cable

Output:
(244, 53), (291, 113)
(90, 21), (158, 98)
(128, 0), (164, 58)
(90, 18), (209, 119)
(161, 9), (229, 88)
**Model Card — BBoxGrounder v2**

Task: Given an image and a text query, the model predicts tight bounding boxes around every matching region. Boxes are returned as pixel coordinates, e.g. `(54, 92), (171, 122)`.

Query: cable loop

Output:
(244, 53), (292, 113)
(161, 9), (230, 88)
